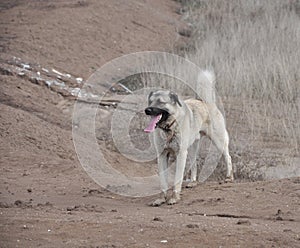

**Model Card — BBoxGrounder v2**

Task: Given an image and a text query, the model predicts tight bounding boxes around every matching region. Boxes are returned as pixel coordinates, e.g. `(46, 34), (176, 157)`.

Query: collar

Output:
(158, 119), (176, 132)
(157, 119), (177, 143)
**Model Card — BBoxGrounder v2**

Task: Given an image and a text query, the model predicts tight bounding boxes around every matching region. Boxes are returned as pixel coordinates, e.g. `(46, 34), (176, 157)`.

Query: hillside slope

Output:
(0, 1), (299, 247)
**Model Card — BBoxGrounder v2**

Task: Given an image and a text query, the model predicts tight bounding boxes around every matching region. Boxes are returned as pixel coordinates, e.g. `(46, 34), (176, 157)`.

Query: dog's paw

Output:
(150, 198), (166, 207)
(186, 181), (198, 188)
(225, 176), (234, 183)
(167, 192), (180, 205)
(167, 197), (178, 205)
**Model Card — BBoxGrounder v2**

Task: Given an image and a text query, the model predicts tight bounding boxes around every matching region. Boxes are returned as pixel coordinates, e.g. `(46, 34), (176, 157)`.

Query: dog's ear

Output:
(169, 92), (182, 107)
(148, 91), (154, 105)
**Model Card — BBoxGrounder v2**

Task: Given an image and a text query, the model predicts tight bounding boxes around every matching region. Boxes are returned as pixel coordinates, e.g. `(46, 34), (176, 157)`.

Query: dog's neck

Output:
(157, 103), (188, 137)
(157, 114), (176, 131)
(157, 102), (189, 142)
(157, 118), (177, 143)
(159, 119), (176, 131)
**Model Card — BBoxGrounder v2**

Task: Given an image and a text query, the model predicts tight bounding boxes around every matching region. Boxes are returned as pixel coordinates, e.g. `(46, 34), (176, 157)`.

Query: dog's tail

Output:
(197, 70), (216, 103)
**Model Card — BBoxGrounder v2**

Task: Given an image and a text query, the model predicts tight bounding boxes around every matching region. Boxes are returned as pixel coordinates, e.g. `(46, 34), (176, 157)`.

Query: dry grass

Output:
(119, 1), (300, 179)
(177, 0), (300, 157)
(135, 0), (300, 179)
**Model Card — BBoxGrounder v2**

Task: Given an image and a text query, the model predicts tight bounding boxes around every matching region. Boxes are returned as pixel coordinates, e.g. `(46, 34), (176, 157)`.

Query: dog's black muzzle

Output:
(144, 107), (170, 124)
(144, 107), (164, 116)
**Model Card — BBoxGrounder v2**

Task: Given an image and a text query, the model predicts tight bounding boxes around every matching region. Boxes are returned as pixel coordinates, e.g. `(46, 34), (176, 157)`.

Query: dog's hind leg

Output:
(209, 128), (234, 182)
(221, 136), (234, 182)
(186, 139), (200, 188)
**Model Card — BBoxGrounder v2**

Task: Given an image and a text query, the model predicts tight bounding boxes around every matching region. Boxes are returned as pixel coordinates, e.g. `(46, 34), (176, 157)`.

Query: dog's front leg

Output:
(151, 152), (168, 206)
(167, 150), (188, 205)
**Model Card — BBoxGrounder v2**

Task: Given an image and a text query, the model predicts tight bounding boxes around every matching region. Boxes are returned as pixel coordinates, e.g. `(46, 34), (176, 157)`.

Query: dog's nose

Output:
(145, 107), (153, 115)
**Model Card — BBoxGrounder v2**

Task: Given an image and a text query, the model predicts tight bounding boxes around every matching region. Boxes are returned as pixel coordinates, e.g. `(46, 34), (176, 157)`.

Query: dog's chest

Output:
(160, 130), (181, 153)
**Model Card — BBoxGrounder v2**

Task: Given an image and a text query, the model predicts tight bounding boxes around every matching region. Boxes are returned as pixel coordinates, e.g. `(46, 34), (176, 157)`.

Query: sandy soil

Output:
(0, 1), (299, 247)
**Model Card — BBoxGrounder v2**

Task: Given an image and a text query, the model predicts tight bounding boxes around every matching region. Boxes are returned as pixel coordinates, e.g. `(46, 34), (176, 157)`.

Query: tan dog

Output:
(144, 71), (233, 206)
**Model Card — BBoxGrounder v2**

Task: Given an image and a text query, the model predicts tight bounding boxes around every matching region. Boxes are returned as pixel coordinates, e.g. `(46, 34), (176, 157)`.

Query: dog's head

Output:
(144, 90), (182, 133)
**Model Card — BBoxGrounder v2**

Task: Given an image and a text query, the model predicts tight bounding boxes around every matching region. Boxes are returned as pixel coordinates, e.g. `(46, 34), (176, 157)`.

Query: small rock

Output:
(275, 209), (283, 220)
(27, 188), (32, 193)
(0, 202), (9, 208)
(76, 77), (83, 83)
(36, 202), (53, 207)
(236, 220), (251, 225)
(186, 224), (199, 228)
(14, 200), (23, 206)
(178, 28), (192, 37)
(21, 63), (30, 70)
(153, 217), (163, 222)
(88, 189), (102, 195)
(22, 171), (29, 176)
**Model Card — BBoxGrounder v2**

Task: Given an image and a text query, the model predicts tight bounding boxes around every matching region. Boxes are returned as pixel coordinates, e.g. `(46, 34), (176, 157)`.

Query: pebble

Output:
(153, 216), (163, 222)
(236, 220), (251, 225)
(186, 224), (199, 228)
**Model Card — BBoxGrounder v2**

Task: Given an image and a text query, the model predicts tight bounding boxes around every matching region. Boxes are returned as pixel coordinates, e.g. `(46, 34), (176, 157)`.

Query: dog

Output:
(144, 70), (233, 206)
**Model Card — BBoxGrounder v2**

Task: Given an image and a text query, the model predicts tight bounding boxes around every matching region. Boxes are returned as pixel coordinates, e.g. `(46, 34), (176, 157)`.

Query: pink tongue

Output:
(144, 114), (162, 133)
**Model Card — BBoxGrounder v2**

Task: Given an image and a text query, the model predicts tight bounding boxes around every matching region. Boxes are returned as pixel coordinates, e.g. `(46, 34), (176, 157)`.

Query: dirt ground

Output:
(0, 1), (299, 247)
